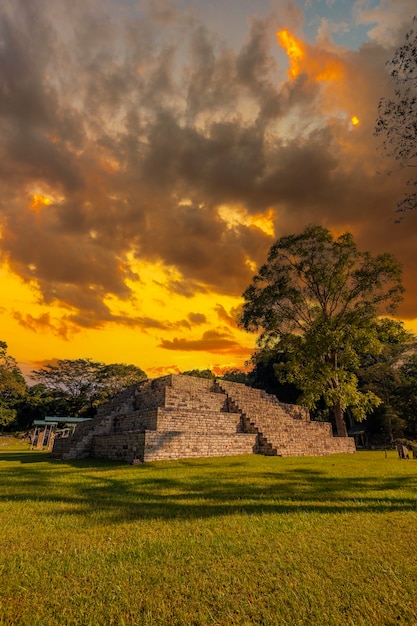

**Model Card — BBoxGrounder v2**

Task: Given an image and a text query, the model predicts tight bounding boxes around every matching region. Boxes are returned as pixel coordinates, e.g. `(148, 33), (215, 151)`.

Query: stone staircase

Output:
(60, 413), (116, 460)
(214, 380), (355, 457)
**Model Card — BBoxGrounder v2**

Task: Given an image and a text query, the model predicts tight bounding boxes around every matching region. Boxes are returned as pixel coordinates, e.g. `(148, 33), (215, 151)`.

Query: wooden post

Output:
(47, 427), (56, 451)
(36, 427), (46, 450)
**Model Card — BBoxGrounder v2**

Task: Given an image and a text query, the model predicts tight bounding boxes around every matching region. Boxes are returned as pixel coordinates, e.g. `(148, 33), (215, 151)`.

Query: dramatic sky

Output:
(1, 0), (416, 379)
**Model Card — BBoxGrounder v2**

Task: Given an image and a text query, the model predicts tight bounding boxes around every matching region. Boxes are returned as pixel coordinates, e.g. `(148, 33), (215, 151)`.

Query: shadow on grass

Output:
(0, 451), (52, 463)
(1, 450), (416, 523)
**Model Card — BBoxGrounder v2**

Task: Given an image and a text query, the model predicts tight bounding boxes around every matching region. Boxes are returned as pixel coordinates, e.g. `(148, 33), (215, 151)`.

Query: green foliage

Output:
(375, 15), (417, 218)
(30, 358), (104, 417)
(241, 226), (404, 342)
(181, 368), (215, 379)
(220, 369), (250, 384)
(248, 348), (301, 404)
(30, 358), (147, 418)
(240, 225), (404, 435)
(97, 362), (147, 400)
(0, 341), (26, 400)
(14, 384), (70, 430)
(357, 319), (415, 442)
(398, 354), (417, 437)
(371, 317), (414, 346)
(0, 341), (26, 430)
(272, 325), (382, 424)
(0, 405), (17, 429)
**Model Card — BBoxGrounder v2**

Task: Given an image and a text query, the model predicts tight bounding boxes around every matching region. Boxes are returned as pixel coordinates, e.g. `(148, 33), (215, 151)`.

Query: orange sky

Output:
(1, 1), (416, 380)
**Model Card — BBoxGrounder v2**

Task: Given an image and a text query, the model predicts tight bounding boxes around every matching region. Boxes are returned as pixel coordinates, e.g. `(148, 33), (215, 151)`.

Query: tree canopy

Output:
(181, 369), (215, 379)
(30, 358), (147, 417)
(375, 15), (417, 218)
(239, 225), (404, 436)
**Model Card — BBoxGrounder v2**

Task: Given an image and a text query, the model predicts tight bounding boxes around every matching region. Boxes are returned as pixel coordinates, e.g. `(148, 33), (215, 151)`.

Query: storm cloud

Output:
(1, 0), (416, 342)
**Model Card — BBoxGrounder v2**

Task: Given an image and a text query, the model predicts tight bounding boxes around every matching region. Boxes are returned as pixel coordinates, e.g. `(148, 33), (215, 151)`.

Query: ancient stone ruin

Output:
(51, 374), (356, 462)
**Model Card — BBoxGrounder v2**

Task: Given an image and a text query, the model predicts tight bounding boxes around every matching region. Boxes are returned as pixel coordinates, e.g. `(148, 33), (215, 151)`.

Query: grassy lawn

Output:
(0, 440), (416, 625)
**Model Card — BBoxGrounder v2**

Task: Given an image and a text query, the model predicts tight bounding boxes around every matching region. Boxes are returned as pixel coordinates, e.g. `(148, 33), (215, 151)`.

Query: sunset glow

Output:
(277, 28), (345, 84)
(30, 194), (52, 214)
(0, 1), (416, 380)
(277, 30), (304, 79)
(217, 205), (276, 237)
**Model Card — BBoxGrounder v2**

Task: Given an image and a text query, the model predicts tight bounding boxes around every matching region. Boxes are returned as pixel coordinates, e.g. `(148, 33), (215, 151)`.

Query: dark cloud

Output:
(0, 0), (416, 334)
(13, 308), (196, 339)
(147, 364), (181, 376)
(159, 329), (246, 353)
(215, 304), (241, 328)
(13, 312), (73, 341)
(168, 312), (207, 330)
(188, 312), (207, 325)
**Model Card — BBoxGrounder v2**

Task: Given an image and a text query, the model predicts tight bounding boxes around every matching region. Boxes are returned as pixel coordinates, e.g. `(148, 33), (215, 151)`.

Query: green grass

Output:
(0, 444), (416, 625)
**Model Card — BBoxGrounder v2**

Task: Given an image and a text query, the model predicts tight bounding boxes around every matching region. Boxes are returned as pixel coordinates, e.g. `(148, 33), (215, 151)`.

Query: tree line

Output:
(0, 346), (147, 431)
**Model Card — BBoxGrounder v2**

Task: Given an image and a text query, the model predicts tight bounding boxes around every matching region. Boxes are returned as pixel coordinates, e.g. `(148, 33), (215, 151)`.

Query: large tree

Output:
(375, 16), (417, 218)
(98, 363), (148, 400)
(239, 225), (404, 436)
(31, 359), (104, 416)
(31, 359), (147, 417)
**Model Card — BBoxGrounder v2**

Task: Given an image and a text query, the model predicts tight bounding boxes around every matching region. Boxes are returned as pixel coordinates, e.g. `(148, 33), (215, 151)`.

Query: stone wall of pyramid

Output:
(51, 374), (355, 462)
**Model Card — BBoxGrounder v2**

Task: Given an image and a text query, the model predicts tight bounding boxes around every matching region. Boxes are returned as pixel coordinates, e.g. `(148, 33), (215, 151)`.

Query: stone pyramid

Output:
(52, 374), (355, 462)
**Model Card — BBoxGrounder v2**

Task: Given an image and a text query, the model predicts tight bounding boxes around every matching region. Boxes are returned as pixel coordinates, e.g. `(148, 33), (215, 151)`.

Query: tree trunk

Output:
(334, 400), (348, 437)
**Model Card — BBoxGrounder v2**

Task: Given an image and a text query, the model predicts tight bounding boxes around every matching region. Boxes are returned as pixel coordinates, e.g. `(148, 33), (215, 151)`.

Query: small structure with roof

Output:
(31, 416), (92, 451)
